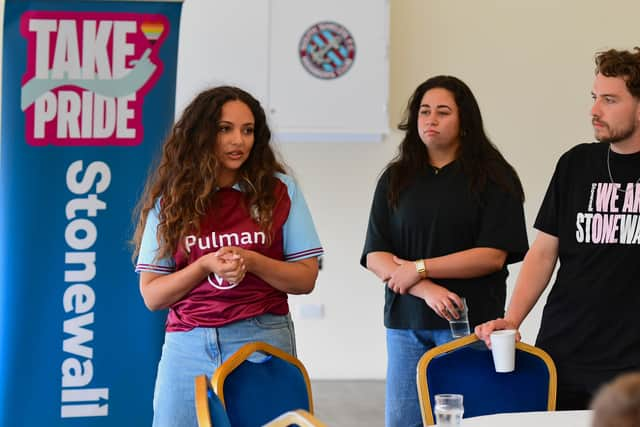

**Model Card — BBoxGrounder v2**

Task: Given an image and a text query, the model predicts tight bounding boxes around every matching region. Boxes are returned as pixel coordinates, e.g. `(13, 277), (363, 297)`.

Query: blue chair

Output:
(262, 409), (328, 427)
(417, 334), (557, 425)
(194, 374), (232, 427)
(212, 341), (314, 427)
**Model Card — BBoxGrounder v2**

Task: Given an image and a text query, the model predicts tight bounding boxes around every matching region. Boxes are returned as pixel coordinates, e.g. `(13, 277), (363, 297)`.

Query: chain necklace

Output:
(606, 145), (640, 193)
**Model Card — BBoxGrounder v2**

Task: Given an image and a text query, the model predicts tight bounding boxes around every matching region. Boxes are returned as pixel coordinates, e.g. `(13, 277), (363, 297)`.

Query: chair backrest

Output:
(417, 334), (557, 425)
(261, 409), (329, 427)
(212, 341), (314, 427)
(194, 374), (232, 427)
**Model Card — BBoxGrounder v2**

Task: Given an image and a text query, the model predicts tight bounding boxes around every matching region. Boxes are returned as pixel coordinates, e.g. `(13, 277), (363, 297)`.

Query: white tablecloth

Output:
(441, 410), (592, 427)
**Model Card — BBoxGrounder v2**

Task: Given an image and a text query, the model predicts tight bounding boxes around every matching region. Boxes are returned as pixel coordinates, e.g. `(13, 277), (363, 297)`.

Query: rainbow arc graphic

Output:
(140, 21), (164, 45)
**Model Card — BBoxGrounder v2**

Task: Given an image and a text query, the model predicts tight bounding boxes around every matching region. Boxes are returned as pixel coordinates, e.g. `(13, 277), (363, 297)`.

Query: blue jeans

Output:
(386, 328), (454, 427)
(152, 313), (296, 427)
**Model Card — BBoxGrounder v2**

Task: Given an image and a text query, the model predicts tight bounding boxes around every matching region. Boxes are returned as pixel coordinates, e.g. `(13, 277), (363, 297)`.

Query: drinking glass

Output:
(434, 393), (464, 426)
(448, 297), (470, 338)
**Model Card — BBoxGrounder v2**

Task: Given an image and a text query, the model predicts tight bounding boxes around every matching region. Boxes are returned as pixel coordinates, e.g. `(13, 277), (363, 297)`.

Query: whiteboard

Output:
(176, 0), (389, 142)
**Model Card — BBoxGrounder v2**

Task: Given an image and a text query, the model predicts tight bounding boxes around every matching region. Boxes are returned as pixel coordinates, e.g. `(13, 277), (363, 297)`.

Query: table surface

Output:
(437, 410), (592, 427)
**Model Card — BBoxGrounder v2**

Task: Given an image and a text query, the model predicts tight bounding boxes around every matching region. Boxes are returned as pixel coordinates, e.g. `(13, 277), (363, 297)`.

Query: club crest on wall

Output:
(299, 21), (356, 79)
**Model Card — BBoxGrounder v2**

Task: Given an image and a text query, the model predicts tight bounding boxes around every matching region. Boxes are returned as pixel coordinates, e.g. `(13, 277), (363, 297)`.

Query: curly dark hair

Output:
(133, 86), (286, 260)
(386, 75), (524, 207)
(595, 47), (640, 98)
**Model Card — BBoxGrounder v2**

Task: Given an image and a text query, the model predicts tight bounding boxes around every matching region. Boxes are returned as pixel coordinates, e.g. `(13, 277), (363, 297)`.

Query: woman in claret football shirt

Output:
(132, 86), (323, 427)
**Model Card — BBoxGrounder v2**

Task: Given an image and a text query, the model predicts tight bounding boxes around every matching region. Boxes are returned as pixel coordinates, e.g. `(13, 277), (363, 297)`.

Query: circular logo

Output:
(299, 22), (356, 79)
(207, 273), (238, 290)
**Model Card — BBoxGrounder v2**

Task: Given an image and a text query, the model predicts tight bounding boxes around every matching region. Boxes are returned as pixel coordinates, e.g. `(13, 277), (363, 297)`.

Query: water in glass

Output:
(434, 394), (463, 427)
(435, 405), (463, 426)
(449, 320), (470, 337)
(448, 297), (470, 338)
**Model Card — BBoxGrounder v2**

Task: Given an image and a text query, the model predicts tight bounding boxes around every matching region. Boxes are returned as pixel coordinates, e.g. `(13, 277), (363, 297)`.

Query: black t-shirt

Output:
(360, 161), (529, 330)
(535, 142), (640, 388)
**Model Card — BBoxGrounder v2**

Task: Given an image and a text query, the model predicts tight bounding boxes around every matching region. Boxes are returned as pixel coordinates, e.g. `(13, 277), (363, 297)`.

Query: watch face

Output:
(415, 260), (427, 278)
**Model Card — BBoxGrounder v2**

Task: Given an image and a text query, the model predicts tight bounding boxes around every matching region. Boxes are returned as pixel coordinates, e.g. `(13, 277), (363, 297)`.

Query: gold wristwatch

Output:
(415, 259), (428, 279)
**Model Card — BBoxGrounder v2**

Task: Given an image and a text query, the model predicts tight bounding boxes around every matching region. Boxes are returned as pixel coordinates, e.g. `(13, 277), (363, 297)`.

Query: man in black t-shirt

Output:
(476, 47), (640, 410)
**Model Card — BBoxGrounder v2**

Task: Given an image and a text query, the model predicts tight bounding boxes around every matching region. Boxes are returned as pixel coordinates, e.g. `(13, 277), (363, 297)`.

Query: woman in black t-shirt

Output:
(361, 75), (528, 427)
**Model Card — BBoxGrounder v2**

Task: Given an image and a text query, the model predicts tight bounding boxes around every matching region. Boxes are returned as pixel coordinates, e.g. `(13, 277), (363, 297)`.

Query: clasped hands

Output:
(200, 246), (249, 285)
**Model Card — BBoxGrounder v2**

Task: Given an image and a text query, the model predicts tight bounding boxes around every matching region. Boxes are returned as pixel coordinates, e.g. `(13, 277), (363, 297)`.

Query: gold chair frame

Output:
(194, 374), (215, 427)
(211, 341), (314, 413)
(261, 409), (328, 427)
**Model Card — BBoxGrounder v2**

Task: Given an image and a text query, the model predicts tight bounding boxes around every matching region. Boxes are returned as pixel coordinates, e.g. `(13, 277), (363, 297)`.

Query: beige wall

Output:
(281, 0), (640, 379)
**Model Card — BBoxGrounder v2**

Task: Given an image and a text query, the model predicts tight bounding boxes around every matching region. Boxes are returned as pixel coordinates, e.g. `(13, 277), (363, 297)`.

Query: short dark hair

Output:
(595, 47), (640, 98)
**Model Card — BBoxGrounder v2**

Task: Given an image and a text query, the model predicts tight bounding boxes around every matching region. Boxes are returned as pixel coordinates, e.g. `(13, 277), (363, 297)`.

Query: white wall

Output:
(177, 0), (640, 379)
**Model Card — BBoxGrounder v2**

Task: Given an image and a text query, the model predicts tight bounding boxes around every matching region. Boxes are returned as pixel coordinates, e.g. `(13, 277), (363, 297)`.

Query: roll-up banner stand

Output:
(0, 0), (183, 425)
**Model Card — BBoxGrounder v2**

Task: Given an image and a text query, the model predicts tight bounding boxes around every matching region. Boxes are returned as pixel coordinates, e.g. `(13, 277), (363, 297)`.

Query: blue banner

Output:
(0, 1), (182, 425)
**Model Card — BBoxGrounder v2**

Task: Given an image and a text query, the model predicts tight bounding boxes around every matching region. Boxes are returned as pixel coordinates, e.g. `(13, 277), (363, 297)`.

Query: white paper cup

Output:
(490, 329), (516, 373)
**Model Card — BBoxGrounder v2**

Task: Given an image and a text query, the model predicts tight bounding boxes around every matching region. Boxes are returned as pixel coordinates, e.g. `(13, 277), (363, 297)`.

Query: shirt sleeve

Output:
(360, 171), (393, 268)
(135, 199), (176, 274)
(475, 179), (529, 265)
(277, 174), (324, 262)
(534, 155), (565, 237)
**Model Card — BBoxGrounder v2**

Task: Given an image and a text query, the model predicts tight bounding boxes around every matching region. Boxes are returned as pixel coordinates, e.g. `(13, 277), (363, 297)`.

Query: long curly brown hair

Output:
(132, 86), (286, 261)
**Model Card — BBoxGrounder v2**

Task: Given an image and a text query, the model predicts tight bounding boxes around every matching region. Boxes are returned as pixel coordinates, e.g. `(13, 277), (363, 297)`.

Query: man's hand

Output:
(474, 318), (521, 347)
